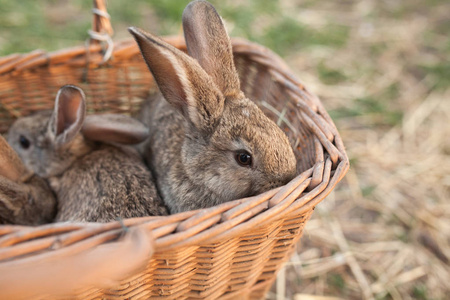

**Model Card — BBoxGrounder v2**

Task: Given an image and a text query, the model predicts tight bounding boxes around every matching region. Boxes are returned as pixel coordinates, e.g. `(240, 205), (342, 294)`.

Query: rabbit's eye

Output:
(235, 151), (252, 167)
(19, 135), (30, 149)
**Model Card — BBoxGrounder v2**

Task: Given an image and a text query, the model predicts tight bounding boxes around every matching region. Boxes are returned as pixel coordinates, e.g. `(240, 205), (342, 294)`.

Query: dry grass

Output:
(269, 1), (450, 299)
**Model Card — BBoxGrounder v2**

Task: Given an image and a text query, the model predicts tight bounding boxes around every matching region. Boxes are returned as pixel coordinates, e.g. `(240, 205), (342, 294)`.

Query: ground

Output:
(0, 1), (448, 299)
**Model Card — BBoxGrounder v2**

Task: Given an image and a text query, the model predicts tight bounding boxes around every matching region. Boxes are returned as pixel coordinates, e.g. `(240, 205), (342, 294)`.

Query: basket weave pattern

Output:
(0, 33), (348, 298)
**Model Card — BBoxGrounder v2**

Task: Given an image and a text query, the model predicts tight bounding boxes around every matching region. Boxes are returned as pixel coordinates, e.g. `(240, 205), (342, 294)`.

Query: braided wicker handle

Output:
(92, 0), (113, 38)
(89, 0), (114, 62)
(0, 227), (154, 299)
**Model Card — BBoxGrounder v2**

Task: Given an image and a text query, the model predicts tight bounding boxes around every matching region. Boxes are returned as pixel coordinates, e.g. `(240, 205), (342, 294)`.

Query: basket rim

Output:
(0, 36), (349, 255)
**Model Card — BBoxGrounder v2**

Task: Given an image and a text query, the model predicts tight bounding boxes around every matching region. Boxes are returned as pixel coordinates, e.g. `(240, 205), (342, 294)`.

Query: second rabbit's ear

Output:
(51, 85), (86, 147)
(82, 114), (149, 145)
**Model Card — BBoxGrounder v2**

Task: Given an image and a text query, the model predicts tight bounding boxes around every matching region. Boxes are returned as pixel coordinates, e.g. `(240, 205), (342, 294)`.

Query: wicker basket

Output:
(0, 2), (349, 299)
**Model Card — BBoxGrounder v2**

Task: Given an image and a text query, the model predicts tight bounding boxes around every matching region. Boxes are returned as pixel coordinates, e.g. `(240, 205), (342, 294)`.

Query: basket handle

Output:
(92, 0), (113, 37)
(88, 0), (114, 62)
(0, 227), (154, 299)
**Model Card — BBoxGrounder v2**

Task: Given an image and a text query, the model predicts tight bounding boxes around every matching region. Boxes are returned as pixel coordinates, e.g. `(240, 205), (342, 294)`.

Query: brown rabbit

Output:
(129, 0), (297, 214)
(0, 135), (56, 225)
(7, 85), (168, 222)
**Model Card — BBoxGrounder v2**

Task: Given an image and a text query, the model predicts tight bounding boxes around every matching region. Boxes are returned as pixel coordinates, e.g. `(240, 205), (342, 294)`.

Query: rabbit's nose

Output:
(264, 179), (284, 191)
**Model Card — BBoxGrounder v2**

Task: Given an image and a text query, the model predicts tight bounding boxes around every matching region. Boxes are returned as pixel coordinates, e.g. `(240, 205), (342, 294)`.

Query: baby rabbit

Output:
(0, 135), (56, 225)
(129, 0), (297, 214)
(7, 85), (168, 222)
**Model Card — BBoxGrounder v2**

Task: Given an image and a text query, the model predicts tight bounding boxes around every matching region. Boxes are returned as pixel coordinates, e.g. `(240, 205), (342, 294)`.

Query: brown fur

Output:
(7, 85), (168, 222)
(130, 0), (297, 214)
(0, 135), (56, 225)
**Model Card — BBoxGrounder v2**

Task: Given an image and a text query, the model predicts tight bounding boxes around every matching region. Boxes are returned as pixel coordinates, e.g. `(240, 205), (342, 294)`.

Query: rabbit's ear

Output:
(182, 0), (242, 98)
(0, 136), (27, 182)
(82, 114), (149, 145)
(51, 85), (86, 147)
(129, 27), (224, 132)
